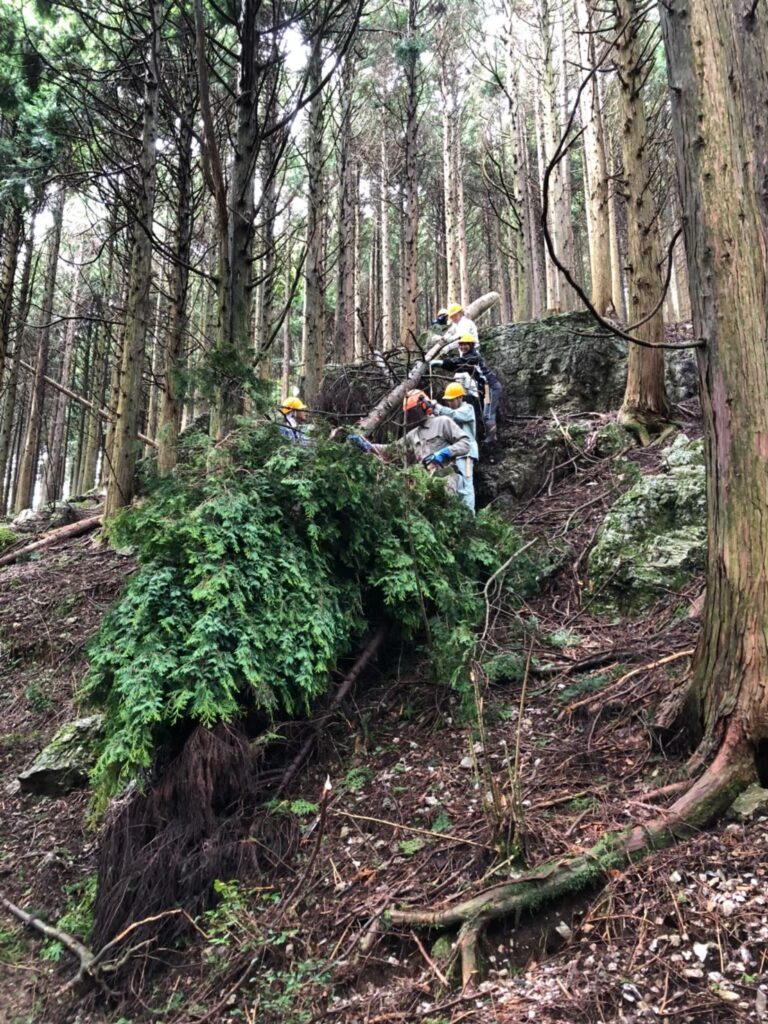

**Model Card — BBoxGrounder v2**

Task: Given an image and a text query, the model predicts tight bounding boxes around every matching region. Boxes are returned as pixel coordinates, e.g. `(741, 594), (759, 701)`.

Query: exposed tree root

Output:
(91, 723), (298, 974)
(616, 410), (677, 447)
(388, 726), (754, 988)
(0, 894), (185, 994)
(0, 515), (103, 568)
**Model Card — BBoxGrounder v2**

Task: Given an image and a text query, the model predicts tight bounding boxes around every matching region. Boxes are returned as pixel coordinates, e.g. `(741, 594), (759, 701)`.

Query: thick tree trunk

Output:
(402, 0), (420, 349)
(144, 286), (164, 455)
(607, 140), (627, 321)
(203, 0), (261, 437)
(538, 0), (577, 312)
(576, 0), (613, 315)
(157, 57), (195, 476)
(0, 206), (23, 388)
(455, 122), (469, 307)
(302, 30), (326, 405)
(521, 110), (546, 318)
(441, 64), (460, 304)
(15, 189), (65, 513)
(660, 0), (768, 762)
(0, 210), (36, 506)
(615, 0), (669, 441)
(105, 0), (160, 516)
(334, 57), (357, 363)
(255, 49), (284, 383)
(42, 248), (83, 503)
(379, 140), (393, 351)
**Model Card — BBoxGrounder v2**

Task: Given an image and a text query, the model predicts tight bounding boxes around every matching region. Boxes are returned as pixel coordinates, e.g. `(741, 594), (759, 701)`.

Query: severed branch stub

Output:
(0, 893), (184, 992)
(385, 730), (754, 989)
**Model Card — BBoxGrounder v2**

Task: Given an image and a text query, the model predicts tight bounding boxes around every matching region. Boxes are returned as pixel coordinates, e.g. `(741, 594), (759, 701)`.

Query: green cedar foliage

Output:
(82, 424), (541, 796)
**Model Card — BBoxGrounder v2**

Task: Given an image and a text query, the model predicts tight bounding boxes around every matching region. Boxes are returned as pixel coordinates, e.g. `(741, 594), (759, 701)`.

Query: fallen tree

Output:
(0, 515), (103, 568)
(80, 422), (542, 972)
(356, 291), (499, 435)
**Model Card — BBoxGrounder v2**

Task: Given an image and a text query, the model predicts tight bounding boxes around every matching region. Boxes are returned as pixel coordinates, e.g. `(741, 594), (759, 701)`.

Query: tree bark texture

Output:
(334, 57), (358, 363)
(576, 0), (613, 315)
(15, 189), (65, 513)
(401, 0), (420, 349)
(660, 0), (768, 760)
(302, 29), (326, 405)
(42, 247), (83, 503)
(158, 48), (195, 476)
(615, 0), (669, 434)
(441, 63), (460, 304)
(538, 0), (577, 312)
(0, 206), (23, 388)
(0, 211), (36, 509)
(105, 0), (161, 516)
(380, 139), (393, 351)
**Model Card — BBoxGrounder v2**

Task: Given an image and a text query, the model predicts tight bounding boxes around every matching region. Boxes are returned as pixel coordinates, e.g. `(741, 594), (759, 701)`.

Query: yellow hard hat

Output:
(458, 334), (476, 345)
(442, 382), (466, 401)
(280, 396), (307, 415)
(447, 303), (463, 317)
(443, 381), (466, 400)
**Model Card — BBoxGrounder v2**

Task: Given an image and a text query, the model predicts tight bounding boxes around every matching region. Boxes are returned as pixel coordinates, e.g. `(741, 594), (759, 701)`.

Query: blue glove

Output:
(347, 433), (374, 452)
(422, 447), (452, 467)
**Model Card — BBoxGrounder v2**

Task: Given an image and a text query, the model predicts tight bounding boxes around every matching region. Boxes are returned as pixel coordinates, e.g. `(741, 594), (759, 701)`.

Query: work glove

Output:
(422, 447), (452, 467)
(429, 359), (444, 368)
(347, 433), (374, 452)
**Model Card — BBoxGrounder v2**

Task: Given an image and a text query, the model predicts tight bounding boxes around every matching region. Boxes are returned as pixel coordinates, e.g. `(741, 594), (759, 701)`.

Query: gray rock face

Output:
(18, 714), (104, 795)
(480, 312), (698, 416)
(477, 417), (633, 507)
(587, 435), (706, 614)
(11, 502), (78, 534)
(727, 783), (768, 822)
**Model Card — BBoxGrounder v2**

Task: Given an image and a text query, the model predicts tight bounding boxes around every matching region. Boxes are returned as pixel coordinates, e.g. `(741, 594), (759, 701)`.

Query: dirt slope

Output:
(1, 418), (766, 1024)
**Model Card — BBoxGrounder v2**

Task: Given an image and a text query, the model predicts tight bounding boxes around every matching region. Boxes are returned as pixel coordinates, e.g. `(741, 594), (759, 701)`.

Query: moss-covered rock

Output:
(587, 435), (705, 614)
(480, 312), (698, 416)
(477, 416), (636, 508)
(18, 714), (105, 795)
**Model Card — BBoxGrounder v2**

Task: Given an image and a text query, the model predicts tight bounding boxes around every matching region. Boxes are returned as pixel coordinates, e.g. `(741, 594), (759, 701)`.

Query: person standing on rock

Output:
(439, 335), (502, 443)
(444, 303), (479, 346)
(433, 381), (478, 513)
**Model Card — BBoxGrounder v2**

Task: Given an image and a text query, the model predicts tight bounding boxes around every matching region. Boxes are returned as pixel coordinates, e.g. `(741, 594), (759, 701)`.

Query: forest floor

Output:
(1, 409), (767, 1024)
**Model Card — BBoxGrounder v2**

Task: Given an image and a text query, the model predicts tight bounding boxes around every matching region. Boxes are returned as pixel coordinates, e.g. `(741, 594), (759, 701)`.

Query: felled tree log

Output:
(356, 292), (499, 436)
(0, 515), (103, 568)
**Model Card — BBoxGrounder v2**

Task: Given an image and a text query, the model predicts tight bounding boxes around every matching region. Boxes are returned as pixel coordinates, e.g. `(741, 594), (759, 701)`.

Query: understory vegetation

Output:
(82, 424), (545, 798)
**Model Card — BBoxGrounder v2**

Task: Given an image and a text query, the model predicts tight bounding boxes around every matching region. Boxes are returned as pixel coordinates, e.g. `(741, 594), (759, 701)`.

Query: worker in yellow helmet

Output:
(400, 389), (471, 500)
(434, 381), (478, 513)
(444, 302), (478, 345)
(278, 396), (311, 446)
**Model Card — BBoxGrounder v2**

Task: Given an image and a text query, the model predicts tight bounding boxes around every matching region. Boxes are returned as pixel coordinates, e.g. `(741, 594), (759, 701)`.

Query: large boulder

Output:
(477, 416), (632, 507)
(587, 434), (706, 615)
(18, 714), (104, 796)
(480, 312), (698, 416)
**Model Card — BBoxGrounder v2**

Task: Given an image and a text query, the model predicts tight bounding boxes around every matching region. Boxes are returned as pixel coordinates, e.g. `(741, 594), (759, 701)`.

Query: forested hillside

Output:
(1, 0), (768, 1022)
